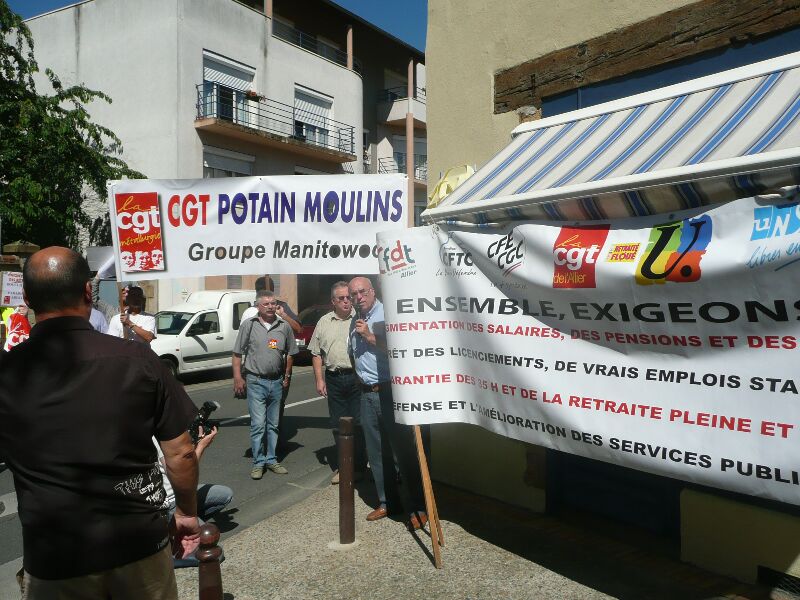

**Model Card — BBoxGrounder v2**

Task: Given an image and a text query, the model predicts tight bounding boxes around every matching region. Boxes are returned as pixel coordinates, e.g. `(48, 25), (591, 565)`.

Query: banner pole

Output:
(413, 424), (443, 568)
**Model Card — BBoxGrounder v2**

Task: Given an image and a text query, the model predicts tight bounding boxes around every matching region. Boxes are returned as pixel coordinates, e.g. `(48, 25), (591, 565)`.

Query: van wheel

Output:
(162, 358), (179, 379)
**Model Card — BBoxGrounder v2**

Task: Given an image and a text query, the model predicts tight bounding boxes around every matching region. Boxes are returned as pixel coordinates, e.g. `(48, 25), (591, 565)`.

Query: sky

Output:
(7, 0), (427, 52)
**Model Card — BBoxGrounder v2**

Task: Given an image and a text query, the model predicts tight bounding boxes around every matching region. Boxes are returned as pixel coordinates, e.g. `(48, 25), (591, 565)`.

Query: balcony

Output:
(272, 20), (362, 73)
(194, 82), (356, 163)
(377, 86), (426, 128)
(378, 154), (427, 184)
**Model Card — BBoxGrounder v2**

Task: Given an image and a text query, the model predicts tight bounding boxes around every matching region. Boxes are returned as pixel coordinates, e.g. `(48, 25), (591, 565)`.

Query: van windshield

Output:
(155, 311), (194, 335)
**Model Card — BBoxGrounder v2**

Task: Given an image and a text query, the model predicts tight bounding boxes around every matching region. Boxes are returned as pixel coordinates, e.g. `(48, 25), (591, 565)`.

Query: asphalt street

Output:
(0, 364), (334, 598)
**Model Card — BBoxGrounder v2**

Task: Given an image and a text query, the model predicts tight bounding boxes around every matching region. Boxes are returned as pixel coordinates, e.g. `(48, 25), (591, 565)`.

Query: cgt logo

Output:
(487, 229), (524, 276)
(378, 240), (416, 277)
(635, 215), (712, 285)
(552, 226), (609, 288)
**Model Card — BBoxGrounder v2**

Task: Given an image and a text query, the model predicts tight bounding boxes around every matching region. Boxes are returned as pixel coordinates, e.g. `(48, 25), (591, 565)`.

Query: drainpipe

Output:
(265, 0), (272, 34)
(406, 58), (414, 227)
(346, 25), (353, 71)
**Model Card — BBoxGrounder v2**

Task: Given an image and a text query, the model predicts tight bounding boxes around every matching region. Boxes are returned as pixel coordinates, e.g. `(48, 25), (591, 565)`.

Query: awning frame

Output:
(424, 50), (800, 223)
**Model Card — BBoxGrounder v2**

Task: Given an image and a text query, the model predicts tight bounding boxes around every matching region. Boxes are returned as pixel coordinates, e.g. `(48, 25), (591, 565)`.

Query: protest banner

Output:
(1, 272), (23, 307)
(379, 194), (800, 505)
(107, 174), (408, 280)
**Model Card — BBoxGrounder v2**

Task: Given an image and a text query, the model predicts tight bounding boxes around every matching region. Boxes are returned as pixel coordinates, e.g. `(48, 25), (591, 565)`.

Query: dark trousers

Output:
(326, 371), (366, 471)
(361, 383), (424, 512)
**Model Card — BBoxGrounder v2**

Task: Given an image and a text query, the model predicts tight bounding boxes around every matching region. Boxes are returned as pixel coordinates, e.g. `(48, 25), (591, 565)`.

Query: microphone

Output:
(353, 302), (362, 321)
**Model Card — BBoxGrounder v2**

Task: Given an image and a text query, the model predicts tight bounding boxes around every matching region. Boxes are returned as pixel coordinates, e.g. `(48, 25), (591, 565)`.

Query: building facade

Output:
(24, 0), (426, 309)
(427, 0), (800, 584)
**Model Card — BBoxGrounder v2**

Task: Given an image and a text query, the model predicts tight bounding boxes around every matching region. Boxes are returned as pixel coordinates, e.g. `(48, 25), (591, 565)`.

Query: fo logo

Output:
(635, 215), (712, 285)
(378, 240), (416, 277)
(552, 226), (610, 288)
(487, 229), (524, 276)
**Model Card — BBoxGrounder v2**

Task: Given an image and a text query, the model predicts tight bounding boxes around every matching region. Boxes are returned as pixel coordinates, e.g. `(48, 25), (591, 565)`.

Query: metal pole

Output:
(197, 523), (224, 600)
(406, 58), (415, 227)
(338, 416), (355, 544)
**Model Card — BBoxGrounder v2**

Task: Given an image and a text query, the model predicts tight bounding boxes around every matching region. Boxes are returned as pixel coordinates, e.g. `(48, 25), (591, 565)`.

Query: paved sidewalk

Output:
(176, 480), (777, 600)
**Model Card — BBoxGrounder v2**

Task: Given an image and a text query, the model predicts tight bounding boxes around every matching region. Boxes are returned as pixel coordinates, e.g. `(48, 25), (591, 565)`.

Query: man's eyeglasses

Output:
(349, 288), (372, 299)
(333, 295), (351, 302)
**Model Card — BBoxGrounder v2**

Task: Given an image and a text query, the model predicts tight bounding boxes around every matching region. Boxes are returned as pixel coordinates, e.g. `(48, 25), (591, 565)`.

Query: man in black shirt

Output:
(0, 247), (199, 599)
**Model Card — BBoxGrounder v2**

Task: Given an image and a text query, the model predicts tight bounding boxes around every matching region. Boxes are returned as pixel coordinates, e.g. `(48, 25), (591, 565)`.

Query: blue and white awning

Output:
(424, 52), (800, 225)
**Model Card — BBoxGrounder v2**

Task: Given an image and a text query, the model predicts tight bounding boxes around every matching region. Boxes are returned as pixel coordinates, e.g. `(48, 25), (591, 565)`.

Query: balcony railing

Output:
(272, 20), (362, 73)
(197, 82), (355, 155)
(378, 154), (428, 181)
(377, 86), (426, 104)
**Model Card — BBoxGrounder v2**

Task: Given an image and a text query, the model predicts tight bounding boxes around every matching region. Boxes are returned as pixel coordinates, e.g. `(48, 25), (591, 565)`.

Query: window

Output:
(202, 51), (256, 126)
(195, 312), (220, 335)
(226, 275), (242, 290)
(294, 86), (333, 148)
(233, 302), (252, 330)
(203, 146), (254, 178)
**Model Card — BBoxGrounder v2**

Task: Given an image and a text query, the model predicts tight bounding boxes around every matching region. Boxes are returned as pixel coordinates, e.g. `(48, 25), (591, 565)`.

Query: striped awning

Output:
(424, 51), (800, 225)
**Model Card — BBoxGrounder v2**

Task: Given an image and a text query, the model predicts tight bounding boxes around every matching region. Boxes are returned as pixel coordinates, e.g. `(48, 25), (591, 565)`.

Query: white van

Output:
(151, 290), (255, 377)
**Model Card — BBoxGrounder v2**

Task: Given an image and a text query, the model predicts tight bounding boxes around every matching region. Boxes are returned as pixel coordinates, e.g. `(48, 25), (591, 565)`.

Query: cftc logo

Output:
(635, 215), (712, 285)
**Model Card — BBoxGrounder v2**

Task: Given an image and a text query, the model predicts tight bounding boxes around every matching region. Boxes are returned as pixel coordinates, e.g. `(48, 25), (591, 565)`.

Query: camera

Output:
(189, 401), (220, 445)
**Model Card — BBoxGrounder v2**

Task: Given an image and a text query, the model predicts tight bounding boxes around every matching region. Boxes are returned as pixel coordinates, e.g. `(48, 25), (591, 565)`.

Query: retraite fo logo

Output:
(552, 225), (610, 288)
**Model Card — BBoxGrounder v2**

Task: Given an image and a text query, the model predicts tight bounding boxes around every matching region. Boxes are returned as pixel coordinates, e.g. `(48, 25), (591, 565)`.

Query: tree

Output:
(0, 1), (143, 250)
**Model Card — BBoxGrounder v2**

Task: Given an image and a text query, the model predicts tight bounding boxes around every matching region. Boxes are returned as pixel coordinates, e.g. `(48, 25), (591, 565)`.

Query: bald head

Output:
(23, 247), (91, 315)
(348, 276), (376, 313)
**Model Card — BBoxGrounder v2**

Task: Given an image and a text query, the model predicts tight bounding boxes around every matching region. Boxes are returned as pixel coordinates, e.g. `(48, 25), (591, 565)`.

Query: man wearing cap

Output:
(309, 281), (365, 484)
(348, 276), (427, 529)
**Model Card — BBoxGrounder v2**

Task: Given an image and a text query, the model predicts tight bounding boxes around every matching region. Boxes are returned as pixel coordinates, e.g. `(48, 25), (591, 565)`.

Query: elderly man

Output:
(233, 289), (298, 479)
(309, 281), (365, 484)
(348, 276), (427, 529)
(0, 247), (199, 599)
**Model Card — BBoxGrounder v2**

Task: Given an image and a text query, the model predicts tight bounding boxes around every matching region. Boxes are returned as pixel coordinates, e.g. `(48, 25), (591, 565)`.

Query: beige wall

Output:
(426, 0), (697, 186)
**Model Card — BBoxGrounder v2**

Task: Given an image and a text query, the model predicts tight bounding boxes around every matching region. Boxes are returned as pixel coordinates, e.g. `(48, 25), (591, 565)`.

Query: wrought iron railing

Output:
(378, 154), (428, 181)
(272, 20), (362, 73)
(196, 82), (355, 155)
(377, 86), (427, 104)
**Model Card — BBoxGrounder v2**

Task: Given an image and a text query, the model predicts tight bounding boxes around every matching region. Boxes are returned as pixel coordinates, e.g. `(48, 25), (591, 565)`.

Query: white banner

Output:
(379, 194), (800, 505)
(107, 174), (408, 279)
(1, 272), (23, 307)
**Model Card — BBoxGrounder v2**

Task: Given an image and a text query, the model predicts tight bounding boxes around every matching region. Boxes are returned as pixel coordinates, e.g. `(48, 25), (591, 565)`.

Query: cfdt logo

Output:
(378, 240), (416, 278)
(552, 226), (610, 288)
(751, 202), (800, 240)
(487, 229), (524, 276)
(635, 215), (712, 285)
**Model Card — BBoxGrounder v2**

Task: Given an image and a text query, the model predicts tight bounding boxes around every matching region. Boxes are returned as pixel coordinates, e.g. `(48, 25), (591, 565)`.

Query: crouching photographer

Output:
(154, 401), (233, 564)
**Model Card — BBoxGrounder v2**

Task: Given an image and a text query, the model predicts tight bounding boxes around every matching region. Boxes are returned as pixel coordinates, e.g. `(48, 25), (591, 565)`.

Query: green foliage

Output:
(0, 1), (143, 249)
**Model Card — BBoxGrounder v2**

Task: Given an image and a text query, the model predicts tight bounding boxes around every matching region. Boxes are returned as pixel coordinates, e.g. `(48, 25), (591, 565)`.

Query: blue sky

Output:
(7, 0), (427, 52)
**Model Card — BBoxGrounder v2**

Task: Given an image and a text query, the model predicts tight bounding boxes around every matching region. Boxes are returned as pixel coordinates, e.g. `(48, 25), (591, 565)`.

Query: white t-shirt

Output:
(89, 308), (108, 334)
(107, 311), (157, 343)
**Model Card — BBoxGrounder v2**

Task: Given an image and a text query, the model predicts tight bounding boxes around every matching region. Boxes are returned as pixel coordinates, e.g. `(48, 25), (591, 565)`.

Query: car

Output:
(151, 290), (255, 377)
(294, 304), (334, 364)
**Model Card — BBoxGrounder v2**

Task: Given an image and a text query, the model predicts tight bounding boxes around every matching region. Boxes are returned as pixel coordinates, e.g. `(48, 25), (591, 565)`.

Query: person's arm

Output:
(283, 354), (294, 389)
(160, 431), (200, 558)
(312, 354), (326, 396)
(195, 425), (217, 461)
(276, 303), (302, 336)
(128, 320), (155, 342)
(232, 353), (246, 396)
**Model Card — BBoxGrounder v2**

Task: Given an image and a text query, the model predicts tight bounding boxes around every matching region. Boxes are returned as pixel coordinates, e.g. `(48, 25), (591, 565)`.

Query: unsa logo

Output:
(552, 225), (610, 288)
(635, 215), (712, 285)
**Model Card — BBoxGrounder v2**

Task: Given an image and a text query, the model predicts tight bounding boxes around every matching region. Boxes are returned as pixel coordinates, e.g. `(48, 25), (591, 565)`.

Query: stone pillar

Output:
(346, 25), (354, 71)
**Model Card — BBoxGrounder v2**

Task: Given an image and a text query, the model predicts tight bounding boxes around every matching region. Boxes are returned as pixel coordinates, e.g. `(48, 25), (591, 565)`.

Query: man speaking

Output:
(0, 247), (199, 599)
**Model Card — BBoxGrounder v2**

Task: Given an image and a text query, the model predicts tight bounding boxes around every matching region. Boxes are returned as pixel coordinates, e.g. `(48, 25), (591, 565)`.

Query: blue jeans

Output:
(246, 374), (283, 467)
(361, 384), (424, 511)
